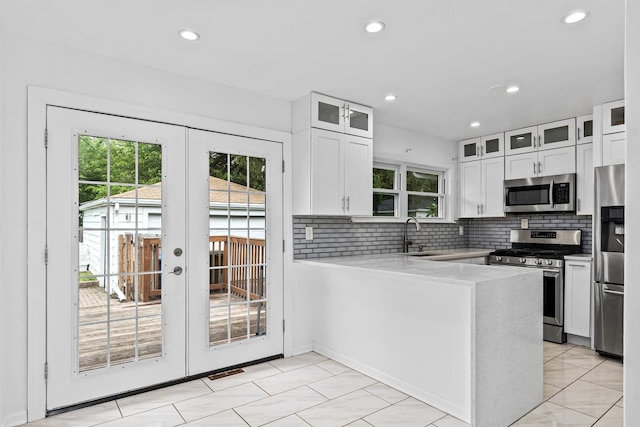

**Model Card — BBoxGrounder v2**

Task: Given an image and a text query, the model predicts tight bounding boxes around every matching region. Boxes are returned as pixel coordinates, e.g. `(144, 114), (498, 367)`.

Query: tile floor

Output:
(20, 342), (623, 427)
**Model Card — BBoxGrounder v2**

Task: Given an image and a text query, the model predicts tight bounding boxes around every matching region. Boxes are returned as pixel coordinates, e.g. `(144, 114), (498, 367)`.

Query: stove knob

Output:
(545, 260), (553, 265)
(495, 256), (502, 261)
(519, 257), (526, 263)
(535, 259), (542, 265)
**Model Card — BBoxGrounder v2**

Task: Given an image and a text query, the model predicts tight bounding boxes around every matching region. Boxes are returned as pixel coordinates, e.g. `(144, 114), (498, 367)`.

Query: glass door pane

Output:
(77, 136), (164, 372)
(207, 152), (268, 347)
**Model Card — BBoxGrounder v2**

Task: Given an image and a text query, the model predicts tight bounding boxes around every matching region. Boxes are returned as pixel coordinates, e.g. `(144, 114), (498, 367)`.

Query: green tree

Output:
(78, 136), (163, 204)
(209, 152), (266, 192)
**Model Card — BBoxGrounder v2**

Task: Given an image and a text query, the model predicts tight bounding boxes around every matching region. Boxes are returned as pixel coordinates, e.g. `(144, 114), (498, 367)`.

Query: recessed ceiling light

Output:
(506, 85), (520, 93)
(179, 29), (200, 41)
(470, 122), (481, 128)
(562, 11), (588, 24)
(365, 21), (385, 33)
(384, 94), (397, 101)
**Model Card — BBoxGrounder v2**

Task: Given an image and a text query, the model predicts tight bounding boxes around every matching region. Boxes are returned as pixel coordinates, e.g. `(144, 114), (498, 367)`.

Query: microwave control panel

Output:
(553, 182), (570, 204)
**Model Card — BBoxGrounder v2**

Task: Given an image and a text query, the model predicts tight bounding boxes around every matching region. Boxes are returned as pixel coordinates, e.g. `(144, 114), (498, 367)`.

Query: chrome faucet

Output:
(403, 217), (422, 253)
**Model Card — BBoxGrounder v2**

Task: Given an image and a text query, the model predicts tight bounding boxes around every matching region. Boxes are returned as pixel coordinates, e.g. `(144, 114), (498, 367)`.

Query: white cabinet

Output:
(576, 144), (594, 215)
(593, 101), (625, 167)
(293, 92), (373, 138)
(577, 114), (593, 144)
(505, 119), (576, 155)
(602, 132), (626, 166)
(458, 157), (504, 218)
(564, 259), (592, 338)
(458, 133), (504, 163)
(504, 146), (576, 180)
(293, 128), (372, 215)
(602, 100), (625, 134)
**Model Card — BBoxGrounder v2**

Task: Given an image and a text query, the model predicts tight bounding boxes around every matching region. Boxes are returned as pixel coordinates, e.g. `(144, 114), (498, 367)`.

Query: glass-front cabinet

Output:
(458, 138), (481, 162)
(311, 92), (373, 138)
(505, 126), (538, 155)
(577, 114), (594, 144)
(458, 133), (504, 163)
(505, 119), (576, 155)
(602, 100), (625, 135)
(480, 133), (504, 159)
(538, 118), (576, 150)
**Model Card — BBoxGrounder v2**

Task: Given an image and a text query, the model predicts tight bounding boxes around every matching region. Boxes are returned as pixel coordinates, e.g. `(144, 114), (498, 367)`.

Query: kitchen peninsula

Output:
(293, 254), (543, 427)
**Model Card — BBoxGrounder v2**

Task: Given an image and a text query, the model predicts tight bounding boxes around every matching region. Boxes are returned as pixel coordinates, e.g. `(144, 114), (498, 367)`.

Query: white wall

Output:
(0, 33), (291, 426)
(0, 22), (5, 427)
(625, 1), (639, 425)
(373, 123), (456, 166)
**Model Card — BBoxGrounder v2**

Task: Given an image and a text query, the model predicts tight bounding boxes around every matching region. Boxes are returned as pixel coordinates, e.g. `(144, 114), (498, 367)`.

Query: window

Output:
(373, 166), (399, 216)
(372, 162), (446, 219)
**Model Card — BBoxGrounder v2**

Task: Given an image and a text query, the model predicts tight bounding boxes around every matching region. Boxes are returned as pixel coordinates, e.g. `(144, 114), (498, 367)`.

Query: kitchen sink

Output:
(405, 252), (439, 257)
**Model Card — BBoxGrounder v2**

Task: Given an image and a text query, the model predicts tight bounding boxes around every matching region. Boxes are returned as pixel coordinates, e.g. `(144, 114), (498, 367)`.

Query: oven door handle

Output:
(549, 180), (554, 208)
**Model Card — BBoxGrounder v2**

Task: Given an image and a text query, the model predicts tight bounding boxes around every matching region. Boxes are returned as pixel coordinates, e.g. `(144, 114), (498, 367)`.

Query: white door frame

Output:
(27, 86), (294, 422)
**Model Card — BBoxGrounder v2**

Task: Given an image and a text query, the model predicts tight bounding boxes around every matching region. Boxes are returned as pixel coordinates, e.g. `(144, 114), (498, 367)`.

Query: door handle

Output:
(170, 266), (183, 275)
(603, 289), (624, 296)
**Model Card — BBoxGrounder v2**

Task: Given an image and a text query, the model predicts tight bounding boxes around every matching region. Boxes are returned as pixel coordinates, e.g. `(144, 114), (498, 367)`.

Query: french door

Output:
(45, 107), (283, 410)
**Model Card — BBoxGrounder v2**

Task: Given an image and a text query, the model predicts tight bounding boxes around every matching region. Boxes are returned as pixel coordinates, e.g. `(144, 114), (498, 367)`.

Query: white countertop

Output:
(297, 252), (539, 286)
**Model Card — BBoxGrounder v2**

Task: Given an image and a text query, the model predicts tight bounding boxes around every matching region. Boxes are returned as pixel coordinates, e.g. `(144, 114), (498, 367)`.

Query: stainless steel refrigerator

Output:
(594, 164), (624, 357)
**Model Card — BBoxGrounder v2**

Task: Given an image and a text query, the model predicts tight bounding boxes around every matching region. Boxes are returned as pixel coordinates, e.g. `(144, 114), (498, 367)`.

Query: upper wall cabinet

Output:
(458, 133), (504, 163)
(602, 100), (625, 134)
(504, 119), (576, 155)
(593, 101), (625, 167)
(292, 92), (373, 139)
(576, 114), (593, 144)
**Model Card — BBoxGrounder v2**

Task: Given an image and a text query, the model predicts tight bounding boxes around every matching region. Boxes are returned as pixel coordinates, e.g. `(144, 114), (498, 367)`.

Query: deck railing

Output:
(118, 234), (266, 302)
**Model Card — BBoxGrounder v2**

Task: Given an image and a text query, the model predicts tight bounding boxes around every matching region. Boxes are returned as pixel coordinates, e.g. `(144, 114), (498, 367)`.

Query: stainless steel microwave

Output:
(504, 173), (576, 213)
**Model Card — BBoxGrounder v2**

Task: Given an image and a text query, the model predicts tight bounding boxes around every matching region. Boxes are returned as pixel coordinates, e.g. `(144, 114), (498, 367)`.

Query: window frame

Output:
(370, 161), (450, 222)
(372, 163), (401, 217)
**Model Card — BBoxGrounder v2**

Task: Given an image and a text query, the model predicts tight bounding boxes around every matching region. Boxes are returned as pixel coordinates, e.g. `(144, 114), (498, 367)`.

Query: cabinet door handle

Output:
(476, 146), (479, 157)
(532, 135), (536, 148)
(481, 204), (484, 213)
(538, 162), (542, 175)
(603, 289), (624, 296)
(577, 198), (581, 211)
(341, 197), (345, 210)
(346, 196), (350, 211)
(568, 263), (586, 268)
(577, 128), (581, 140)
(481, 146), (484, 156)
(477, 204), (480, 214)
(533, 162), (536, 175)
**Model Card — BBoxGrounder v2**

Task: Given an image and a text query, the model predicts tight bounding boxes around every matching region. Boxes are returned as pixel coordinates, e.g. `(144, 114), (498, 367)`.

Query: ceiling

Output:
(0, 0), (625, 141)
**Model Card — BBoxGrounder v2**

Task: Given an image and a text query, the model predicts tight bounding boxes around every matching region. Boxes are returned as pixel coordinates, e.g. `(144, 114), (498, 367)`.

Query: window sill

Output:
(350, 216), (458, 224)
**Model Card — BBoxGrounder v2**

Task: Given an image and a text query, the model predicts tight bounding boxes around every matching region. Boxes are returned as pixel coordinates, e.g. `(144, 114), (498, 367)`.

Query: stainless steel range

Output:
(489, 229), (582, 343)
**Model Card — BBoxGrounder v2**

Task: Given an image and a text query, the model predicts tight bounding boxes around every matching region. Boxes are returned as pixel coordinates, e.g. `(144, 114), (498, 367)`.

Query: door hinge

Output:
(44, 245), (48, 265)
(44, 362), (48, 381)
(283, 319), (285, 333)
(282, 160), (285, 173)
(44, 129), (48, 148)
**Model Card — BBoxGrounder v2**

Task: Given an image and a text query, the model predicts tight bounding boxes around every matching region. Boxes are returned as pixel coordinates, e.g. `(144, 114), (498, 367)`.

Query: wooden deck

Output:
(78, 285), (266, 372)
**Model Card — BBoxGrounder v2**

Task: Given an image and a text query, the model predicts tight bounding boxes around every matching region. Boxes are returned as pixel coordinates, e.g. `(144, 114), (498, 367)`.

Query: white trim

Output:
(27, 86), (293, 420)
